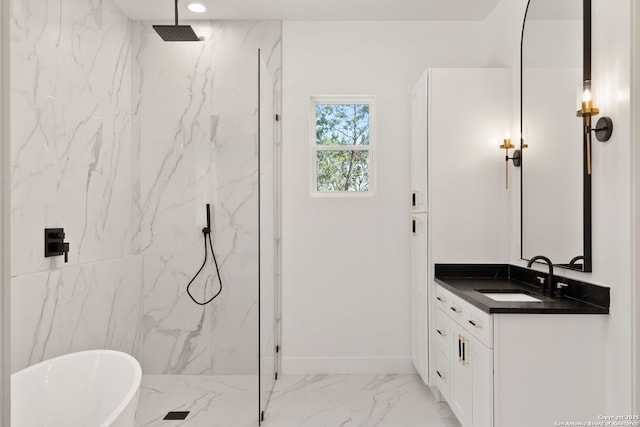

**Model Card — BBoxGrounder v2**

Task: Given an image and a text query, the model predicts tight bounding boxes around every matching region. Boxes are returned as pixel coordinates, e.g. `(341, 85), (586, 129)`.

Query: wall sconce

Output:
(499, 134), (521, 189)
(576, 80), (614, 175)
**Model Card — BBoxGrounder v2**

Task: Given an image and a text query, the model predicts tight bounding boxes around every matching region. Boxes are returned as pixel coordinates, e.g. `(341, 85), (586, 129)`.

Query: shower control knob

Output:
(44, 228), (70, 263)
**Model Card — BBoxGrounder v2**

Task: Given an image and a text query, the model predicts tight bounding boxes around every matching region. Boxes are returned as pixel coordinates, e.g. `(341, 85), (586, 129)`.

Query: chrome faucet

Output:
(527, 255), (555, 297)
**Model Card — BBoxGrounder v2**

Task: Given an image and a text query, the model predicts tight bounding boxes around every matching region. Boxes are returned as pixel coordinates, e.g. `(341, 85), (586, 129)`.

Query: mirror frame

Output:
(520, 0), (593, 272)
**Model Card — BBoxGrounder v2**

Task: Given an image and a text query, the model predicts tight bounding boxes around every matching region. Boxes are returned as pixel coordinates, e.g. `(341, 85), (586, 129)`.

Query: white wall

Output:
(281, 21), (488, 373)
(591, 0), (634, 412)
(484, 0), (529, 68)
(496, 0), (635, 414)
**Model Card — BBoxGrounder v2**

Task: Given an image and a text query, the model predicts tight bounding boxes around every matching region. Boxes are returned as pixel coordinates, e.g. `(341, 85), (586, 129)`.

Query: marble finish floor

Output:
(136, 374), (462, 427)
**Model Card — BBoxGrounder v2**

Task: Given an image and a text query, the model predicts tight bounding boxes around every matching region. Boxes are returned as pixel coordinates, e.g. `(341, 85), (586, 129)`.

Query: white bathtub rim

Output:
(12, 349), (142, 427)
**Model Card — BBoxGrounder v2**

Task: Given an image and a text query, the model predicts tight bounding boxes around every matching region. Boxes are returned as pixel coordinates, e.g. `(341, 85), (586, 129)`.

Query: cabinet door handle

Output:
(458, 335), (462, 361)
(436, 329), (445, 336)
(468, 319), (481, 328)
(462, 339), (466, 365)
(436, 370), (445, 380)
(412, 218), (416, 236)
(450, 306), (459, 313)
(412, 191), (417, 208)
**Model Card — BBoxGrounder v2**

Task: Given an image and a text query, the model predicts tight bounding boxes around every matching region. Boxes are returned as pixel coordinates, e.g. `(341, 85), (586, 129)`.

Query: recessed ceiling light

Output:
(187, 2), (206, 13)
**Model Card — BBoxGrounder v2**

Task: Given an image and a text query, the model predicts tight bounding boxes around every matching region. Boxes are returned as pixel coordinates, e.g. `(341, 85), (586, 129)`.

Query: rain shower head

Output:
(153, 0), (202, 42)
(153, 25), (200, 42)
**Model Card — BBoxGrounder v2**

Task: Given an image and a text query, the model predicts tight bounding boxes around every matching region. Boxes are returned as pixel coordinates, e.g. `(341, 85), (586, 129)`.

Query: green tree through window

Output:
(315, 103), (371, 192)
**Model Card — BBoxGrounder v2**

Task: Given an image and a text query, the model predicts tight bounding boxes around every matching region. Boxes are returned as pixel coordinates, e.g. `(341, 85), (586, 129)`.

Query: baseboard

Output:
(281, 356), (416, 375)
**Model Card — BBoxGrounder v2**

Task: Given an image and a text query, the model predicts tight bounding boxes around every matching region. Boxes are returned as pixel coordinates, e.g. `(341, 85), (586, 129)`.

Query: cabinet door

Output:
(417, 287), (427, 382)
(410, 286), (420, 372)
(410, 214), (428, 382)
(410, 287), (428, 382)
(411, 214), (428, 295)
(450, 324), (472, 427)
(410, 72), (428, 212)
(450, 322), (493, 427)
(471, 335), (493, 427)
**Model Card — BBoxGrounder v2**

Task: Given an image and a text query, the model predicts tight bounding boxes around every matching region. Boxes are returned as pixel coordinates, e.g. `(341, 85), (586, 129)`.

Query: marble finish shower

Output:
(9, 0), (281, 422)
(133, 20), (281, 376)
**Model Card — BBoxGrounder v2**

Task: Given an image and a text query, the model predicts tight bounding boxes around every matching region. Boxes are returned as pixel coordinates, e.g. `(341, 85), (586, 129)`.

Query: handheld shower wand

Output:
(186, 204), (223, 305)
(206, 203), (211, 232)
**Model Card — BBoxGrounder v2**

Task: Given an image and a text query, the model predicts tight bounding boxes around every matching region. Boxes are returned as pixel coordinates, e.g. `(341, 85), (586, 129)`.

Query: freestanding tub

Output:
(11, 350), (142, 427)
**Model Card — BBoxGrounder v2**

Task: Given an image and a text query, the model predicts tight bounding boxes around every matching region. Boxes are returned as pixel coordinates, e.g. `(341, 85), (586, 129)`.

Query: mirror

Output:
(520, 0), (592, 272)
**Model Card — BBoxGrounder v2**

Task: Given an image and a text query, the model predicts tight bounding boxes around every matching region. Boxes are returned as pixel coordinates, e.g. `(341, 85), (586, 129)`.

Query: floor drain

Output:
(163, 411), (190, 420)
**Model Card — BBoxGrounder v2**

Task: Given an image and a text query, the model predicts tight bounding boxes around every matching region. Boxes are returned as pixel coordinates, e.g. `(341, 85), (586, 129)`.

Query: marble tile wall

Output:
(11, 257), (143, 372)
(133, 20), (281, 374)
(10, 0), (141, 371)
(10, 0), (281, 375)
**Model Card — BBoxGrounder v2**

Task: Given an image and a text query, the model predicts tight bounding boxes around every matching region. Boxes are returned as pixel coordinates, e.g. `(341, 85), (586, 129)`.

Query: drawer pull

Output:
(450, 306), (460, 313)
(436, 296), (444, 302)
(468, 319), (481, 328)
(436, 329), (445, 336)
(436, 370), (445, 380)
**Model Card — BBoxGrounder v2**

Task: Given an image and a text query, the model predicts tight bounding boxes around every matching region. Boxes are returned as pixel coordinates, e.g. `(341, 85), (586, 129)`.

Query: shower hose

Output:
(186, 225), (223, 305)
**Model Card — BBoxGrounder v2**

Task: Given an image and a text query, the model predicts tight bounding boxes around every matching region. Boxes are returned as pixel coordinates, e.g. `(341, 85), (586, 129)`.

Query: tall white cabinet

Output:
(410, 71), (429, 384)
(410, 68), (511, 389)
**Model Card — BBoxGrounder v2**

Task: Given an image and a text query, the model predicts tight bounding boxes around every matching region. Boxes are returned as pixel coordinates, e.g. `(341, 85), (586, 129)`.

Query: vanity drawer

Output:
(435, 286), (465, 322)
(435, 284), (493, 348)
(435, 349), (451, 401)
(435, 307), (453, 354)
(434, 286), (450, 308)
(463, 303), (493, 348)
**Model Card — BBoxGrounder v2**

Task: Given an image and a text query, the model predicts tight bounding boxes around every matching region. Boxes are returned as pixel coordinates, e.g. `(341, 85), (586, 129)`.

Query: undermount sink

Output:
(478, 290), (542, 302)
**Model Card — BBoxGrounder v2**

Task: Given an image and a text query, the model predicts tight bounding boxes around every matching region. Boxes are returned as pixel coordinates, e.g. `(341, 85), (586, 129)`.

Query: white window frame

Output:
(309, 95), (376, 197)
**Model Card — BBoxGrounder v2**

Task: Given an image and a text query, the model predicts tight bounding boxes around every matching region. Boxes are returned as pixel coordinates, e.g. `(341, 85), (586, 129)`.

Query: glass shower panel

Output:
(258, 49), (277, 425)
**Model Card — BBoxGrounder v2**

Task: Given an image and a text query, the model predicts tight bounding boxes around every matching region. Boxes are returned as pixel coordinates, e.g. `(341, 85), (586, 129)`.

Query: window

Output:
(311, 96), (375, 195)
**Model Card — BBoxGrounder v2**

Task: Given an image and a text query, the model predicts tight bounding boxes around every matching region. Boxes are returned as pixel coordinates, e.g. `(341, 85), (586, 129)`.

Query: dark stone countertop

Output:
(434, 264), (610, 315)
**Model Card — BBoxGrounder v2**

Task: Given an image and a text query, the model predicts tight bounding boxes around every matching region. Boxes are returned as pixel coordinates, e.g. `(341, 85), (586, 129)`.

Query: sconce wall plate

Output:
(594, 116), (613, 141)
(511, 149), (522, 167)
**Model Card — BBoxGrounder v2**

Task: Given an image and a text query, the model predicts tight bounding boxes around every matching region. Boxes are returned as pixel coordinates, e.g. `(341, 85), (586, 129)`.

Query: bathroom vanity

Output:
(433, 264), (609, 427)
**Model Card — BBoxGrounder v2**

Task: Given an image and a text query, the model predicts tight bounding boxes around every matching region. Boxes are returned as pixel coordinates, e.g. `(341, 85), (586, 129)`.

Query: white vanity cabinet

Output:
(434, 283), (606, 427)
(435, 286), (493, 427)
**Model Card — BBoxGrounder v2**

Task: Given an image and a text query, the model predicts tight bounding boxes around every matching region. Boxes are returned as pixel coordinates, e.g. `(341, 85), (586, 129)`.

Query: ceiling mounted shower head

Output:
(153, 25), (200, 41)
(153, 0), (202, 42)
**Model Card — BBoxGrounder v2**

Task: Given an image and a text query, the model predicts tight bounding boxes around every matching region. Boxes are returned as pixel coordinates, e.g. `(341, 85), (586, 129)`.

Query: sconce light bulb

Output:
(583, 88), (592, 103)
